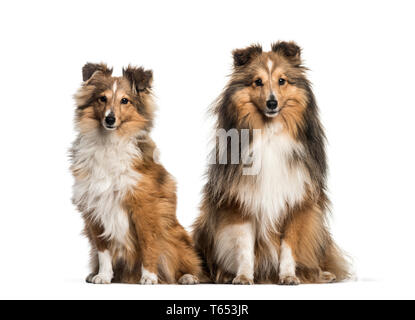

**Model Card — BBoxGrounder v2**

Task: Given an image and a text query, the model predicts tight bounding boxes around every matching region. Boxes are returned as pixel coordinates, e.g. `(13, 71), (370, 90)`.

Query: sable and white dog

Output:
(193, 42), (350, 284)
(71, 63), (201, 284)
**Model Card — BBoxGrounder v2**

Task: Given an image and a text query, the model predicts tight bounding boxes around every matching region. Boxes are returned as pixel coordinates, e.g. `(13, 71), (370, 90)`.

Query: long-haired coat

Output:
(193, 42), (350, 284)
(71, 63), (201, 284)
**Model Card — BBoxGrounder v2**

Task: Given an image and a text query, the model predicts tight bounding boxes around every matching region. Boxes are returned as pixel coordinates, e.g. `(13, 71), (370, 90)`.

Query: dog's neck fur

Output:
(235, 122), (310, 238)
(71, 129), (142, 245)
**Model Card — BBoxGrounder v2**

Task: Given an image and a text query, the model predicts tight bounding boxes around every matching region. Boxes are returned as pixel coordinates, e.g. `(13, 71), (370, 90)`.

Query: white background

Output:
(0, 0), (414, 300)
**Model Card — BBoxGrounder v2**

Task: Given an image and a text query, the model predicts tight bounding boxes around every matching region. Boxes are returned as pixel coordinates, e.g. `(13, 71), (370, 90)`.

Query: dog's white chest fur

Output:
(72, 131), (141, 245)
(237, 124), (309, 235)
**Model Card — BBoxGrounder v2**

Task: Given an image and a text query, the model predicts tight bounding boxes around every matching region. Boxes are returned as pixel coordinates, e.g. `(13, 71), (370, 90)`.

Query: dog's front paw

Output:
(232, 275), (254, 285)
(178, 274), (200, 285)
(140, 270), (158, 285)
(279, 275), (300, 285)
(86, 273), (113, 284)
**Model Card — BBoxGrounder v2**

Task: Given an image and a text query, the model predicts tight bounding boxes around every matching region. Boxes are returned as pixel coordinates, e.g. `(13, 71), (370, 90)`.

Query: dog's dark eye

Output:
(121, 98), (129, 105)
(279, 78), (286, 86)
(254, 79), (263, 87)
(99, 96), (107, 103)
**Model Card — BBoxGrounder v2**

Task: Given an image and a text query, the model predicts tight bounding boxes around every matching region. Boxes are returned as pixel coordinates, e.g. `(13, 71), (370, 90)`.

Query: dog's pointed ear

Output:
(232, 44), (262, 68)
(82, 63), (113, 82)
(271, 41), (302, 64)
(123, 66), (153, 93)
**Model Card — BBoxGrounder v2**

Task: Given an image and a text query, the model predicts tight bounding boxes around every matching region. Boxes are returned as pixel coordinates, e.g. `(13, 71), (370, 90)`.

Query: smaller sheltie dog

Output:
(193, 42), (350, 284)
(71, 63), (201, 284)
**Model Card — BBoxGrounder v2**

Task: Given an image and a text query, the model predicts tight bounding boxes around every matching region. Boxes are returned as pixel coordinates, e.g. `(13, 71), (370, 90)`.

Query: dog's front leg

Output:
(86, 250), (114, 284)
(215, 221), (255, 285)
(85, 222), (114, 284)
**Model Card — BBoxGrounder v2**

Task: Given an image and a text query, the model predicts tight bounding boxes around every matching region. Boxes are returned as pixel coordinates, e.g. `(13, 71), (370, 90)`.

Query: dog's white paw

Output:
(232, 275), (254, 285)
(87, 273), (113, 284)
(178, 274), (200, 285)
(140, 268), (158, 285)
(140, 274), (158, 285)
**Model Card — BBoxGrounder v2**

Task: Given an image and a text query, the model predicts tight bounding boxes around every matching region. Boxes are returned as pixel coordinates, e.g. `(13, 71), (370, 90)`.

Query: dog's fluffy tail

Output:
(297, 239), (352, 284)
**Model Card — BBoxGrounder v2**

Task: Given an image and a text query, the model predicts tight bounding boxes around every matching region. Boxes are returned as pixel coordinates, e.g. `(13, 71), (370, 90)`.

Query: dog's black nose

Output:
(266, 99), (278, 110)
(105, 113), (116, 126)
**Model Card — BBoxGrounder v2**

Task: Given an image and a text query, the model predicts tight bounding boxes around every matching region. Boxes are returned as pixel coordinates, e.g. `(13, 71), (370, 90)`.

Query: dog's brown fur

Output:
(193, 42), (350, 284)
(71, 63), (201, 284)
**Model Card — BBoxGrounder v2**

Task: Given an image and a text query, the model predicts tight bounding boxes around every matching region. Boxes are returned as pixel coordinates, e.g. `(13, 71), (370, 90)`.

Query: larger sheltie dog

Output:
(193, 42), (350, 285)
(71, 63), (201, 284)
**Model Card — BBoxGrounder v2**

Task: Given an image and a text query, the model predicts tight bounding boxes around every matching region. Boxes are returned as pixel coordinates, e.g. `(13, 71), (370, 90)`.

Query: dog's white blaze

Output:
(140, 265), (158, 284)
(267, 59), (273, 73)
(267, 59), (274, 95)
(279, 240), (296, 277)
(214, 222), (255, 279)
(105, 109), (111, 116)
(112, 80), (117, 94)
(72, 130), (142, 245)
(236, 123), (309, 239)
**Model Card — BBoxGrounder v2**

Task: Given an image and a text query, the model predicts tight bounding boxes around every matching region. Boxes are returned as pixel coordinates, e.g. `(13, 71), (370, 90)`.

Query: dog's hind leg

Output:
(176, 230), (203, 285)
(279, 204), (330, 285)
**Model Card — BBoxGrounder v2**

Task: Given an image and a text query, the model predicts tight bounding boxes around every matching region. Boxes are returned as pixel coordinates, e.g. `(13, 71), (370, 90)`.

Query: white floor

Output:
(2, 277), (412, 300)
